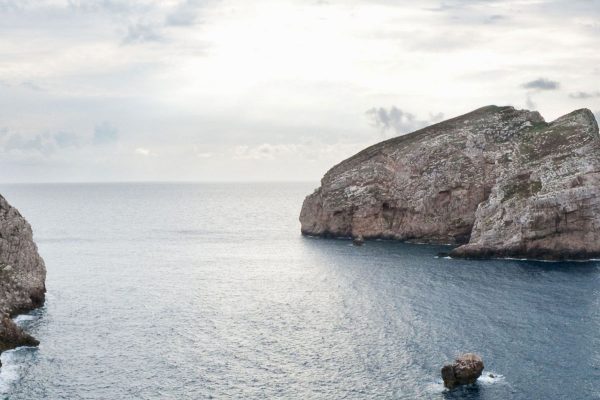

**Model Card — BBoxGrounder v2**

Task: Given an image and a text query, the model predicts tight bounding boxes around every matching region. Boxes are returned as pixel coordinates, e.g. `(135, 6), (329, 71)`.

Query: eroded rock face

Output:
(451, 109), (600, 260)
(441, 353), (484, 388)
(0, 194), (46, 357)
(300, 106), (600, 259)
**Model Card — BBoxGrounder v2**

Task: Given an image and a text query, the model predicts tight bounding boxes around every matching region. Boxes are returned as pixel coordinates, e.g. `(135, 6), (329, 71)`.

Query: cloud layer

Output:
(0, 0), (598, 182)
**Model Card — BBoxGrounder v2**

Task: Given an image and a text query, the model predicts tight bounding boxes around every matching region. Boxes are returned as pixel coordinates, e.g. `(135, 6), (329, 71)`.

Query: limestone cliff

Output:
(299, 105), (600, 260)
(0, 194), (46, 360)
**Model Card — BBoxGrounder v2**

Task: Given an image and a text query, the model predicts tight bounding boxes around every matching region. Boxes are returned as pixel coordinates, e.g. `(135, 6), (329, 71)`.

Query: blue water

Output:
(0, 183), (598, 399)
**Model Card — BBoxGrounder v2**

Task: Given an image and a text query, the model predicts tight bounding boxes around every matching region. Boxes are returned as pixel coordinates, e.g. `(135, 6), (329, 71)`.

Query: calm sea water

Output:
(0, 183), (598, 399)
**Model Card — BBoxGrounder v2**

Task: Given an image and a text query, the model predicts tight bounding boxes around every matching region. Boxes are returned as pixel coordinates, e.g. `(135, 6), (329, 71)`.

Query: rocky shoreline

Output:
(0, 195), (46, 366)
(300, 106), (600, 260)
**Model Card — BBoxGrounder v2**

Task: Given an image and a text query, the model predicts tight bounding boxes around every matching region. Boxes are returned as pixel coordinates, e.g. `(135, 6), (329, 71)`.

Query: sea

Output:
(0, 182), (598, 399)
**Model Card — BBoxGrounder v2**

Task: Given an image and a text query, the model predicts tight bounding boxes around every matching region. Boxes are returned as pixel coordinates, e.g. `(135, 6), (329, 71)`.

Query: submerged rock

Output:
(299, 106), (600, 260)
(441, 353), (484, 389)
(0, 194), (46, 361)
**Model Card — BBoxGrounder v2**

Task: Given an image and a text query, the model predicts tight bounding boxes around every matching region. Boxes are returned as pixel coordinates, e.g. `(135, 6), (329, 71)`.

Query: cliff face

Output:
(299, 106), (600, 260)
(0, 195), (46, 356)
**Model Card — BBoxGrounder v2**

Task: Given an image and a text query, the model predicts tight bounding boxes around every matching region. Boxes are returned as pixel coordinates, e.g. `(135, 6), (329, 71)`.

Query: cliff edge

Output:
(299, 106), (600, 260)
(0, 194), (46, 361)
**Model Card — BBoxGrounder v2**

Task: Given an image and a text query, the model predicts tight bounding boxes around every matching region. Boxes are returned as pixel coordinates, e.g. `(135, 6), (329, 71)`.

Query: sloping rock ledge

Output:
(299, 105), (600, 260)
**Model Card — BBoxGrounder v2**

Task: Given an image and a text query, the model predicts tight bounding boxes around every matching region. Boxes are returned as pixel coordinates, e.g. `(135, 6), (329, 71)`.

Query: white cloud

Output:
(134, 147), (152, 156)
(365, 106), (444, 137)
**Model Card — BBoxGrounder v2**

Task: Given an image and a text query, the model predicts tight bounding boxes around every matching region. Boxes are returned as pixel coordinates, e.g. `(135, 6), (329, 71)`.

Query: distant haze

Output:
(0, 0), (599, 183)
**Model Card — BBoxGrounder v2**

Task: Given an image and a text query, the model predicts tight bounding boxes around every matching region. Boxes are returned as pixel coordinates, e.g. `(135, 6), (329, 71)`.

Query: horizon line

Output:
(0, 180), (319, 185)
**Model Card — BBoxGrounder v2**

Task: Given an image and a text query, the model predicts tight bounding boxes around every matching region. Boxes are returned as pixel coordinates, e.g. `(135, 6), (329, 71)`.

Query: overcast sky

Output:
(0, 0), (599, 183)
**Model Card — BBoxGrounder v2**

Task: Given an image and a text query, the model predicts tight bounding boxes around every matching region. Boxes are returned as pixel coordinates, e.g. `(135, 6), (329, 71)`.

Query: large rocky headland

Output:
(299, 105), (600, 260)
(0, 195), (46, 364)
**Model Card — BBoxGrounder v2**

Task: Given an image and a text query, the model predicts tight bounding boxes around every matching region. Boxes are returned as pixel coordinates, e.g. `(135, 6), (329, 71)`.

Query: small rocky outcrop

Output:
(352, 235), (364, 246)
(441, 353), (484, 388)
(0, 194), (46, 361)
(0, 316), (39, 352)
(300, 106), (600, 260)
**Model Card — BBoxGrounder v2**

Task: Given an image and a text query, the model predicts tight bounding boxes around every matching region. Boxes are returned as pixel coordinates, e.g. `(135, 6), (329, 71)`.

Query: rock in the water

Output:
(352, 235), (364, 246)
(0, 194), (46, 359)
(441, 353), (484, 388)
(299, 105), (600, 260)
(0, 316), (39, 353)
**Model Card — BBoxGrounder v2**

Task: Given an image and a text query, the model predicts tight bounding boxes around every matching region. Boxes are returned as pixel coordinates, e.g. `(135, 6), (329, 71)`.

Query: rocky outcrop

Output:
(300, 106), (600, 260)
(441, 353), (484, 388)
(0, 194), (46, 361)
(0, 316), (39, 352)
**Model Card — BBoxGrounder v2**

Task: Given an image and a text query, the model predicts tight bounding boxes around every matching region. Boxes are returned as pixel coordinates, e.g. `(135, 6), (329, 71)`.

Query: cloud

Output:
(20, 81), (44, 91)
(425, 0), (510, 26)
(54, 131), (82, 148)
(123, 0), (215, 44)
(0, 124), (117, 158)
(366, 107), (417, 135)
(0, 0), (599, 182)
(93, 122), (118, 145)
(230, 141), (369, 166)
(427, 0), (502, 12)
(134, 147), (155, 156)
(365, 106), (444, 137)
(484, 14), (506, 24)
(165, 0), (205, 27)
(122, 23), (162, 44)
(569, 91), (600, 99)
(66, 0), (147, 14)
(407, 31), (486, 52)
(1, 130), (82, 155)
(0, 80), (45, 91)
(522, 78), (560, 91)
(65, 0), (167, 44)
(1, 129), (85, 155)
(4, 133), (51, 155)
(0, 0), (28, 12)
(233, 143), (298, 160)
(166, 11), (196, 27)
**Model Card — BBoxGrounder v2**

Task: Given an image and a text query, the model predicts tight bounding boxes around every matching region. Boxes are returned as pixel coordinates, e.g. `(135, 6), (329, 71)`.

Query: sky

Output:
(0, 0), (599, 183)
